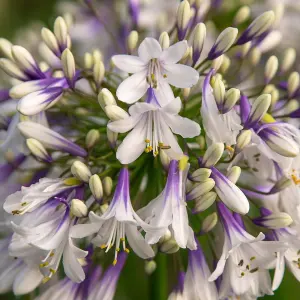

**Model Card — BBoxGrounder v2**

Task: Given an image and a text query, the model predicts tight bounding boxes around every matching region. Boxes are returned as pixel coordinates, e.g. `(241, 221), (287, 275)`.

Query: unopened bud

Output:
(236, 11), (275, 45)
(192, 23), (206, 64)
(202, 143), (224, 167)
(98, 88), (116, 110)
(93, 61), (105, 89)
(41, 28), (60, 56)
(270, 176), (293, 193)
(107, 126), (118, 149)
(84, 52), (93, 69)
(220, 55), (230, 74)
(100, 203), (109, 215)
(208, 27), (238, 60)
(105, 105), (129, 121)
(236, 130), (252, 150)
(71, 161), (92, 183)
(182, 88), (190, 101)
(213, 77), (225, 106)
(281, 48), (296, 74)
(103, 176), (113, 196)
(239, 42), (251, 58)
(254, 212), (293, 229)
(159, 229), (172, 244)
(234, 6), (250, 25)
(259, 30), (282, 53)
(71, 199), (88, 217)
(89, 174), (103, 201)
(264, 56), (278, 83)
(92, 49), (103, 64)
(226, 166), (241, 184)
(202, 212), (218, 233)
(26, 138), (52, 162)
(61, 49), (75, 86)
(159, 32), (170, 50)
(288, 72), (300, 98)
(246, 94), (271, 127)
(187, 179), (216, 201)
(145, 260), (157, 275)
(160, 238), (179, 254)
(0, 58), (28, 81)
(86, 129), (100, 149)
(211, 55), (224, 72)
(191, 168), (212, 182)
(176, 0), (191, 40)
(0, 38), (13, 60)
(54, 16), (69, 49)
(196, 136), (206, 150)
(193, 191), (217, 213)
(222, 88), (240, 113)
(160, 149), (170, 170)
(127, 30), (139, 53)
(249, 47), (261, 66)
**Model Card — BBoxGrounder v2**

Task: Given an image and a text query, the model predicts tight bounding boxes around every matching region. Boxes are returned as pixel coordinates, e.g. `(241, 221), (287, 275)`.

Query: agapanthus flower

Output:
(112, 38), (199, 105)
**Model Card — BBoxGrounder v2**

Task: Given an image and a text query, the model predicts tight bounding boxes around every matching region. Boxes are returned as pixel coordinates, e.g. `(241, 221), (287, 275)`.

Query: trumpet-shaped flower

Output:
(108, 89), (200, 164)
(112, 38), (199, 106)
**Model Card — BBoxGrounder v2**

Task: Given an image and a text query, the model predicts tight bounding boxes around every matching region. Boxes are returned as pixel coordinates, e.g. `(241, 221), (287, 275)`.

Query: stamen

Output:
(249, 267), (259, 273)
(238, 259), (244, 266)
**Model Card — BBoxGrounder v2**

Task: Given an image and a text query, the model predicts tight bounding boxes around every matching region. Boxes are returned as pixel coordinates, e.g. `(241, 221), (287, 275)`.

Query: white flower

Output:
(108, 89), (200, 164)
(112, 38), (199, 106)
(71, 168), (161, 263)
(209, 202), (287, 299)
(201, 70), (242, 146)
(138, 160), (197, 249)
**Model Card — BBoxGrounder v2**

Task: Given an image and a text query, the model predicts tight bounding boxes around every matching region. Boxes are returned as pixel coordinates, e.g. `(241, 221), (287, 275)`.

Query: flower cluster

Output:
(0, 0), (300, 299)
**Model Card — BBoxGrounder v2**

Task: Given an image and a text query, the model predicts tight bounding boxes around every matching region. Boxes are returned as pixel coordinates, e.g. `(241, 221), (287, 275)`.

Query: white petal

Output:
(160, 41), (188, 64)
(172, 203), (189, 248)
(164, 64), (199, 88)
(161, 97), (182, 115)
(107, 115), (141, 133)
(128, 102), (156, 116)
(272, 253), (285, 291)
(112, 55), (146, 73)
(116, 118), (147, 164)
(116, 70), (149, 104)
(138, 38), (162, 62)
(70, 223), (100, 238)
(154, 80), (174, 107)
(163, 113), (200, 138)
(125, 224), (155, 259)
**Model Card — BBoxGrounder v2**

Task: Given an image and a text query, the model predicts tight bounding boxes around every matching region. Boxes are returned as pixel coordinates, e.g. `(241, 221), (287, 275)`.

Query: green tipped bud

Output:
(191, 168), (212, 182)
(54, 16), (69, 48)
(202, 212), (218, 233)
(41, 28), (60, 55)
(234, 6), (250, 25)
(288, 72), (300, 98)
(127, 30), (139, 53)
(192, 23), (206, 64)
(105, 105), (129, 121)
(61, 48), (75, 83)
(223, 88), (240, 113)
(176, 0), (191, 40)
(248, 11), (275, 38)
(26, 138), (51, 162)
(202, 143), (224, 167)
(236, 130), (252, 151)
(71, 199), (88, 217)
(93, 60), (105, 89)
(160, 238), (179, 254)
(220, 55), (231, 74)
(86, 129), (100, 149)
(103, 176), (113, 196)
(194, 191), (217, 213)
(71, 161), (92, 183)
(265, 55), (278, 83)
(159, 32), (170, 50)
(211, 55), (224, 72)
(84, 52), (93, 69)
(89, 174), (103, 201)
(145, 260), (157, 275)
(281, 48), (296, 74)
(187, 179), (216, 201)
(98, 88), (116, 110)
(271, 176), (293, 193)
(213, 77), (225, 106)
(249, 94), (271, 125)
(227, 166), (241, 184)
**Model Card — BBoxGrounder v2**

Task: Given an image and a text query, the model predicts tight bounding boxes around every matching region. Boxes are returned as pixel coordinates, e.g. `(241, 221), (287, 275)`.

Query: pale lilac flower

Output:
(112, 38), (199, 106)
(108, 88), (200, 164)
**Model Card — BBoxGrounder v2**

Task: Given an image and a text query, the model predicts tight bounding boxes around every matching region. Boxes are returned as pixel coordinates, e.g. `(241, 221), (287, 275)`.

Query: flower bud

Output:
(93, 60), (105, 89)
(226, 166), (241, 184)
(160, 238), (179, 254)
(63, 177), (82, 186)
(202, 143), (224, 167)
(236, 130), (252, 150)
(264, 56), (278, 83)
(186, 179), (216, 201)
(0, 38), (13, 60)
(246, 94), (271, 127)
(288, 72), (300, 98)
(54, 16), (69, 49)
(249, 47), (261, 66)
(220, 55), (230, 74)
(196, 136), (206, 150)
(192, 23), (206, 65)
(41, 28), (60, 56)
(99, 203), (109, 215)
(213, 77), (225, 106)
(211, 55), (224, 72)
(105, 105), (129, 121)
(26, 138), (52, 163)
(239, 42), (251, 58)
(61, 48), (75, 86)
(86, 129), (100, 149)
(103, 176), (113, 196)
(0, 58), (28, 81)
(71, 161), (92, 183)
(92, 49), (103, 64)
(202, 212), (218, 233)
(127, 30), (139, 53)
(89, 174), (103, 201)
(98, 88), (116, 110)
(234, 6), (250, 25)
(176, 0), (191, 40)
(84, 52), (93, 69)
(270, 176), (293, 193)
(145, 260), (157, 275)
(71, 199), (88, 217)
(107, 126), (118, 149)
(236, 11), (275, 45)
(193, 191), (217, 213)
(259, 30), (282, 53)
(159, 32), (170, 50)
(182, 88), (190, 101)
(254, 212), (293, 229)
(159, 229), (172, 243)
(208, 27), (238, 60)
(191, 168), (212, 182)
(222, 88), (240, 113)
(281, 48), (296, 74)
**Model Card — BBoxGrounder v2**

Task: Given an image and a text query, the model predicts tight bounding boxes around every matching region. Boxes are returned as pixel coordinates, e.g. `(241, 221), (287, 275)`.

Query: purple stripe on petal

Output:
(240, 94), (251, 126)
(0, 89), (10, 102)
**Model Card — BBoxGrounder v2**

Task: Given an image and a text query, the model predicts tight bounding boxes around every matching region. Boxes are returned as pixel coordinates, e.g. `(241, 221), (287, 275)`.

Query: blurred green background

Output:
(0, 0), (299, 299)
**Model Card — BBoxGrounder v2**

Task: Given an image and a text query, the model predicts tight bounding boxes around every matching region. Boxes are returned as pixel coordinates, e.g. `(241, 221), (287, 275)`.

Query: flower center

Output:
(236, 256), (259, 277)
(146, 58), (167, 89)
(100, 220), (130, 265)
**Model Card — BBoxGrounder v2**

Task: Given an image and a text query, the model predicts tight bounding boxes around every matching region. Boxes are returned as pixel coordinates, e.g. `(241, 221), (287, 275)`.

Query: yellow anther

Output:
(291, 174), (300, 185)
(113, 259), (117, 266)
(63, 177), (82, 186)
(42, 277), (51, 284)
(262, 113), (276, 124)
(39, 261), (49, 268)
(116, 248), (120, 252)
(225, 145), (234, 152)
(50, 268), (56, 274)
(120, 238), (125, 241)
(145, 139), (150, 143)
(50, 251), (55, 257)
(12, 210), (20, 215)
(124, 248), (130, 253)
(163, 74), (167, 78)
(158, 142), (164, 147)
(21, 202), (27, 207)
(250, 256), (256, 261)
(179, 155), (189, 171)
(100, 244), (107, 249)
